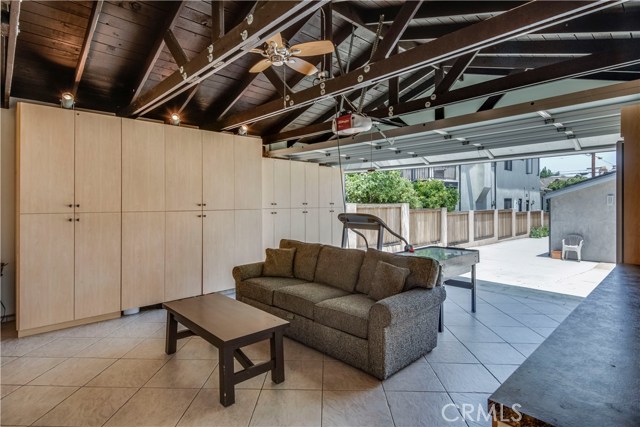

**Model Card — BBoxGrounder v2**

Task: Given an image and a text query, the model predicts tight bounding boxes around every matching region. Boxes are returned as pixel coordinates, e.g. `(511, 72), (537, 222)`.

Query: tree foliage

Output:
(413, 179), (459, 212)
(540, 166), (559, 178)
(548, 175), (587, 191)
(345, 171), (421, 208)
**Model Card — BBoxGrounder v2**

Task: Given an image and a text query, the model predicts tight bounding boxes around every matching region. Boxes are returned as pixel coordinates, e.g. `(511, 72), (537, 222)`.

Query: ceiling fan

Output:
(249, 33), (334, 76)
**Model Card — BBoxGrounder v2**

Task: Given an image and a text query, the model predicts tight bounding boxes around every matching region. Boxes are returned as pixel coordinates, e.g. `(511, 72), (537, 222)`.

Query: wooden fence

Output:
(516, 212), (528, 236)
(498, 210), (512, 239)
(447, 212), (469, 245)
(350, 204), (406, 248)
(410, 209), (441, 246)
(474, 210), (495, 240)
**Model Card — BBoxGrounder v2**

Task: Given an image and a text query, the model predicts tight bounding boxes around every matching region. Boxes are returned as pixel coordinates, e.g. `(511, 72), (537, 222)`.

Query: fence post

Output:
(511, 209), (517, 238)
(526, 210), (531, 236)
(346, 203), (358, 248)
(468, 210), (475, 244)
(441, 208), (448, 246)
(493, 209), (499, 240)
(400, 203), (410, 247)
(540, 210), (544, 227)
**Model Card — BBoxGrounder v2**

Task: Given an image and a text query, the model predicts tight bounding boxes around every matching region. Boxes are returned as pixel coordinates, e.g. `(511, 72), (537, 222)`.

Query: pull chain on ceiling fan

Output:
(249, 33), (335, 76)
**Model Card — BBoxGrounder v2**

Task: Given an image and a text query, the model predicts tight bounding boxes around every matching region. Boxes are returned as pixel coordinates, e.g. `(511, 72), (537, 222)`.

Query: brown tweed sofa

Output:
(233, 239), (446, 380)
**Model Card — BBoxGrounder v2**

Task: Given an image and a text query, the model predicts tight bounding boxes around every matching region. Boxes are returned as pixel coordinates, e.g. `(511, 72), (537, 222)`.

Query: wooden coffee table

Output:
(163, 294), (289, 406)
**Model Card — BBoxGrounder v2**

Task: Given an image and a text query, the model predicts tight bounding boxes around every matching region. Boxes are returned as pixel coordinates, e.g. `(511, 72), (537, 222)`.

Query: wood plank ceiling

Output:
(1, 1), (639, 147)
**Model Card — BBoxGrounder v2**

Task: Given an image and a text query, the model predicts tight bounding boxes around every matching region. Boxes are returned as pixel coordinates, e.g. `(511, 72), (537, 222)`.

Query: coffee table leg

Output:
(219, 346), (235, 406)
(165, 312), (178, 354)
(270, 330), (285, 384)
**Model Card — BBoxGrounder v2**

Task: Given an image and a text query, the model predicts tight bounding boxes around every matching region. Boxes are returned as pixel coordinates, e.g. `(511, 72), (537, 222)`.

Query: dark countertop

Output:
(489, 264), (640, 427)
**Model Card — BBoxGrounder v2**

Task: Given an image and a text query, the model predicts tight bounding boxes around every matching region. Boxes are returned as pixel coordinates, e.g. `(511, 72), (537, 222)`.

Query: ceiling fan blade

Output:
(290, 40), (334, 57)
(250, 48), (264, 54)
(286, 58), (318, 75)
(249, 59), (272, 73)
(265, 32), (283, 48)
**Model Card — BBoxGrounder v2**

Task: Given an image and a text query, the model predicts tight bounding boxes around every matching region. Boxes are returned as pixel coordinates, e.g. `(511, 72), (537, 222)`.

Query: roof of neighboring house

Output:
(544, 171), (616, 199)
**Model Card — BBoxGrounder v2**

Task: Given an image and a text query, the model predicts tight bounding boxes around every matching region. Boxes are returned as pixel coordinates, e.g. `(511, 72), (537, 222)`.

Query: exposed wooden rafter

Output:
(72, 0), (103, 96)
(213, 1), (620, 132)
(369, 1), (422, 63)
(2, 0), (21, 108)
(211, 1), (225, 42)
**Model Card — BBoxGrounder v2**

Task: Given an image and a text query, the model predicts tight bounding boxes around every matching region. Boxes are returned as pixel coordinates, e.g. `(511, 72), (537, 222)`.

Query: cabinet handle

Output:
(197, 203), (202, 206)
(67, 218), (73, 222)
(76, 218), (80, 222)
(203, 203), (207, 207)
(197, 214), (203, 218)
(75, 204), (80, 208)
(203, 214), (207, 218)
(68, 204), (73, 208)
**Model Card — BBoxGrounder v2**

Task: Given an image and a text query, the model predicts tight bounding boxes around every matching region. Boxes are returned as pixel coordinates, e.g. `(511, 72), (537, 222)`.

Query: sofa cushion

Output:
(263, 248), (296, 278)
(314, 246), (365, 292)
(356, 248), (440, 293)
(314, 294), (375, 339)
(237, 277), (307, 305)
(280, 239), (323, 281)
(273, 282), (349, 319)
(368, 261), (410, 301)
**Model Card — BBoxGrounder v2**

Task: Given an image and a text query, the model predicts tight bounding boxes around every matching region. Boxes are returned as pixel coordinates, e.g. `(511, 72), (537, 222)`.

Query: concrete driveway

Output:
(462, 237), (614, 298)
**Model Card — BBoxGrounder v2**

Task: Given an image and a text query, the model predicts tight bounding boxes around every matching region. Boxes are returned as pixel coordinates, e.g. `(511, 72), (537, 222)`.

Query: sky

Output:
(540, 151), (616, 176)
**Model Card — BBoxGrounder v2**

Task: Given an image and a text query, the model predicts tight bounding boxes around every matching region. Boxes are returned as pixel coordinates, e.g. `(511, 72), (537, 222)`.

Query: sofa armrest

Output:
(370, 287), (446, 328)
(232, 262), (264, 283)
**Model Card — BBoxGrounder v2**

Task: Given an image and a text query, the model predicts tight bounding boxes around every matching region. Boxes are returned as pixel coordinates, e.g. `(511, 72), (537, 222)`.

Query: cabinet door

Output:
(332, 207), (345, 246)
(273, 160), (291, 208)
(165, 212), (202, 301)
(290, 209), (306, 242)
(305, 208), (320, 243)
(165, 126), (202, 211)
(122, 119), (165, 212)
(122, 212), (165, 310)
(18, 103), (74, 214)
(305, 163), (319, 208)
(318, 209), (333, 245)
(203, 210), (236, 293)
(290, 161), (306, 208)
(262, 209), (275, 251)
(262, 159), (274, 209)
(75, 112), (121, 213)
(18, 214), (74, 330)
(318, 167), (332, 208)
(234, 136), (262, 210)
(203, 132), (234, 210)
(75, 213), (121, 319)
(273, 209), (291, 247)
(234, 210), (263, 265)
(331, 168), (344, 207)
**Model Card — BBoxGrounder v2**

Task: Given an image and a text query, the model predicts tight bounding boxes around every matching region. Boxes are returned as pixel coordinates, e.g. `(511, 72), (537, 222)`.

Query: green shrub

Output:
(530, 226), (549, 238)
(413, 179), (459, 212)
(345, 171), (422, 208)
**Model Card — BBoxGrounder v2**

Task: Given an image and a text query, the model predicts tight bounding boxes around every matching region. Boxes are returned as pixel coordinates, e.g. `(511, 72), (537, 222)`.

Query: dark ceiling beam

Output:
(476, 69), (522, 112)
(480, 39), (637, 56)
(434, 52), (478, 95)
(120, 1), (325, 117)
(333, 3), (380, 39)
(216, 1), (617, 131)
(129, 1), (185, 104)
(322, 3), (333, 78)
(263, 67), (291, 97)
(367, 42), (640, 119)
(457, 56), (566, 70)
(164, 29), (189, 66)
(202, 11), (321, 124)
(369, 0), (422, 63)
(72, 0), (103, 96)
(366, 69), (433, 112)
(2, 0), (20, 108)
(211, 1), (224, 42)
(360, 2), (527, 24)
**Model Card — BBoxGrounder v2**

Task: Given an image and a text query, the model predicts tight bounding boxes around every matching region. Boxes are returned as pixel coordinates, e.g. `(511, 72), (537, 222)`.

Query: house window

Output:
(526, 159), (532, 174)
(504, 160), (512, 171)
(504, 198), (513, 209)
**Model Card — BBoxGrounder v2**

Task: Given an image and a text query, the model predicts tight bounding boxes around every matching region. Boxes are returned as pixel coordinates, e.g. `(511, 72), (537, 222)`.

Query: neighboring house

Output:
(402, 159), (541, 211)
(545, 172), (616, 263)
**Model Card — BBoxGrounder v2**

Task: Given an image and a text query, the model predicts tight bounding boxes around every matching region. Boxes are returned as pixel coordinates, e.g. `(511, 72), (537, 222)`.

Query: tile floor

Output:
(0, 284), (581, 427)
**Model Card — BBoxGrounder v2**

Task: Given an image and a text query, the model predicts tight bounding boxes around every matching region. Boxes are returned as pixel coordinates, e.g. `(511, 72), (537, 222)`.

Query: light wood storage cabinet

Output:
(165, 211), (202, 301)
(291, 208), (320, 243)
(17, 103), (122, 335)
(262, 208), (291, 252)
(319, 207), (345, 246)
(319, 167), (344, 208)
(234, 136), (262, 210)
(165, 126), (202, 211)
(290, 161), (319, 208)
(203, 210), (235, 293)
(203, 132), (234, 210)
(262, 158), (291, 209)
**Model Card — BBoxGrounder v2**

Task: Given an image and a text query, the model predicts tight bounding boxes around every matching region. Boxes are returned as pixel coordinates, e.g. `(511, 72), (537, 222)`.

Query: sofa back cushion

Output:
(356, 248), (440, 293)
(368, 261), (410, 301)
(263, 248), (296, 278)
(314, 245), (365, 292)
(279, 239), (323, 281)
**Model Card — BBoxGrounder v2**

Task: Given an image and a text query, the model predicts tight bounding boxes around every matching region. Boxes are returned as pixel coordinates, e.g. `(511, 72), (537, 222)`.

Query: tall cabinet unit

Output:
(121, 119), (165, 310)
(17, 104), (122, 334)
(262, 158), (291, 251)
(318, 167), (345, 246)
(234, 137), (263, 266)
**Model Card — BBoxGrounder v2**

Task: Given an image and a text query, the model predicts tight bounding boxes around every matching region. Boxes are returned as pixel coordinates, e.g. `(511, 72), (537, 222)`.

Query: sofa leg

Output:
(438, 303), (444, 333)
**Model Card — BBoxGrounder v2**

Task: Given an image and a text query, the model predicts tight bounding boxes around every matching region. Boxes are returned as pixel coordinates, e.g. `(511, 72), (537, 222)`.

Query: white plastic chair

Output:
(562, 234), (584, 262)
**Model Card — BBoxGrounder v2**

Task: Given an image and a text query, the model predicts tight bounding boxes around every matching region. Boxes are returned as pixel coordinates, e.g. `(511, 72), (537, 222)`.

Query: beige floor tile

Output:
(1, 384), (20, 398)
(283, 338), (324, 361)
(105, 388), (198, 427)
(383, 358), (445, 392)
(175, 337), (219, 360)
(87, 359), (166, 388)
(178, 388), (259, 427)
(322, 360), (381, 390)
(145, 359), (215, 389)
(138, 309), (167, 323)
(1, 357), (66, 385)
(322, 388), (394, 427)
(203, 360), (265, 390)
(1, 334), (57, 357)
(29, 357), (116, 386)
(108, 321), (164, 338)
(386, 391), (467, 427)
(249, 389), (321, 427)
(123, 338), (185, 360)
(32, 386), (137, 427)
(55, 321), (125, 338)
(75, 337), (143, 358)
(25, 338), (98, 357)
(263, 360), (323, 390)
(1, 356), (17, 366)
(240, 340), (271, 360)
(0, 385), (77, 426)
